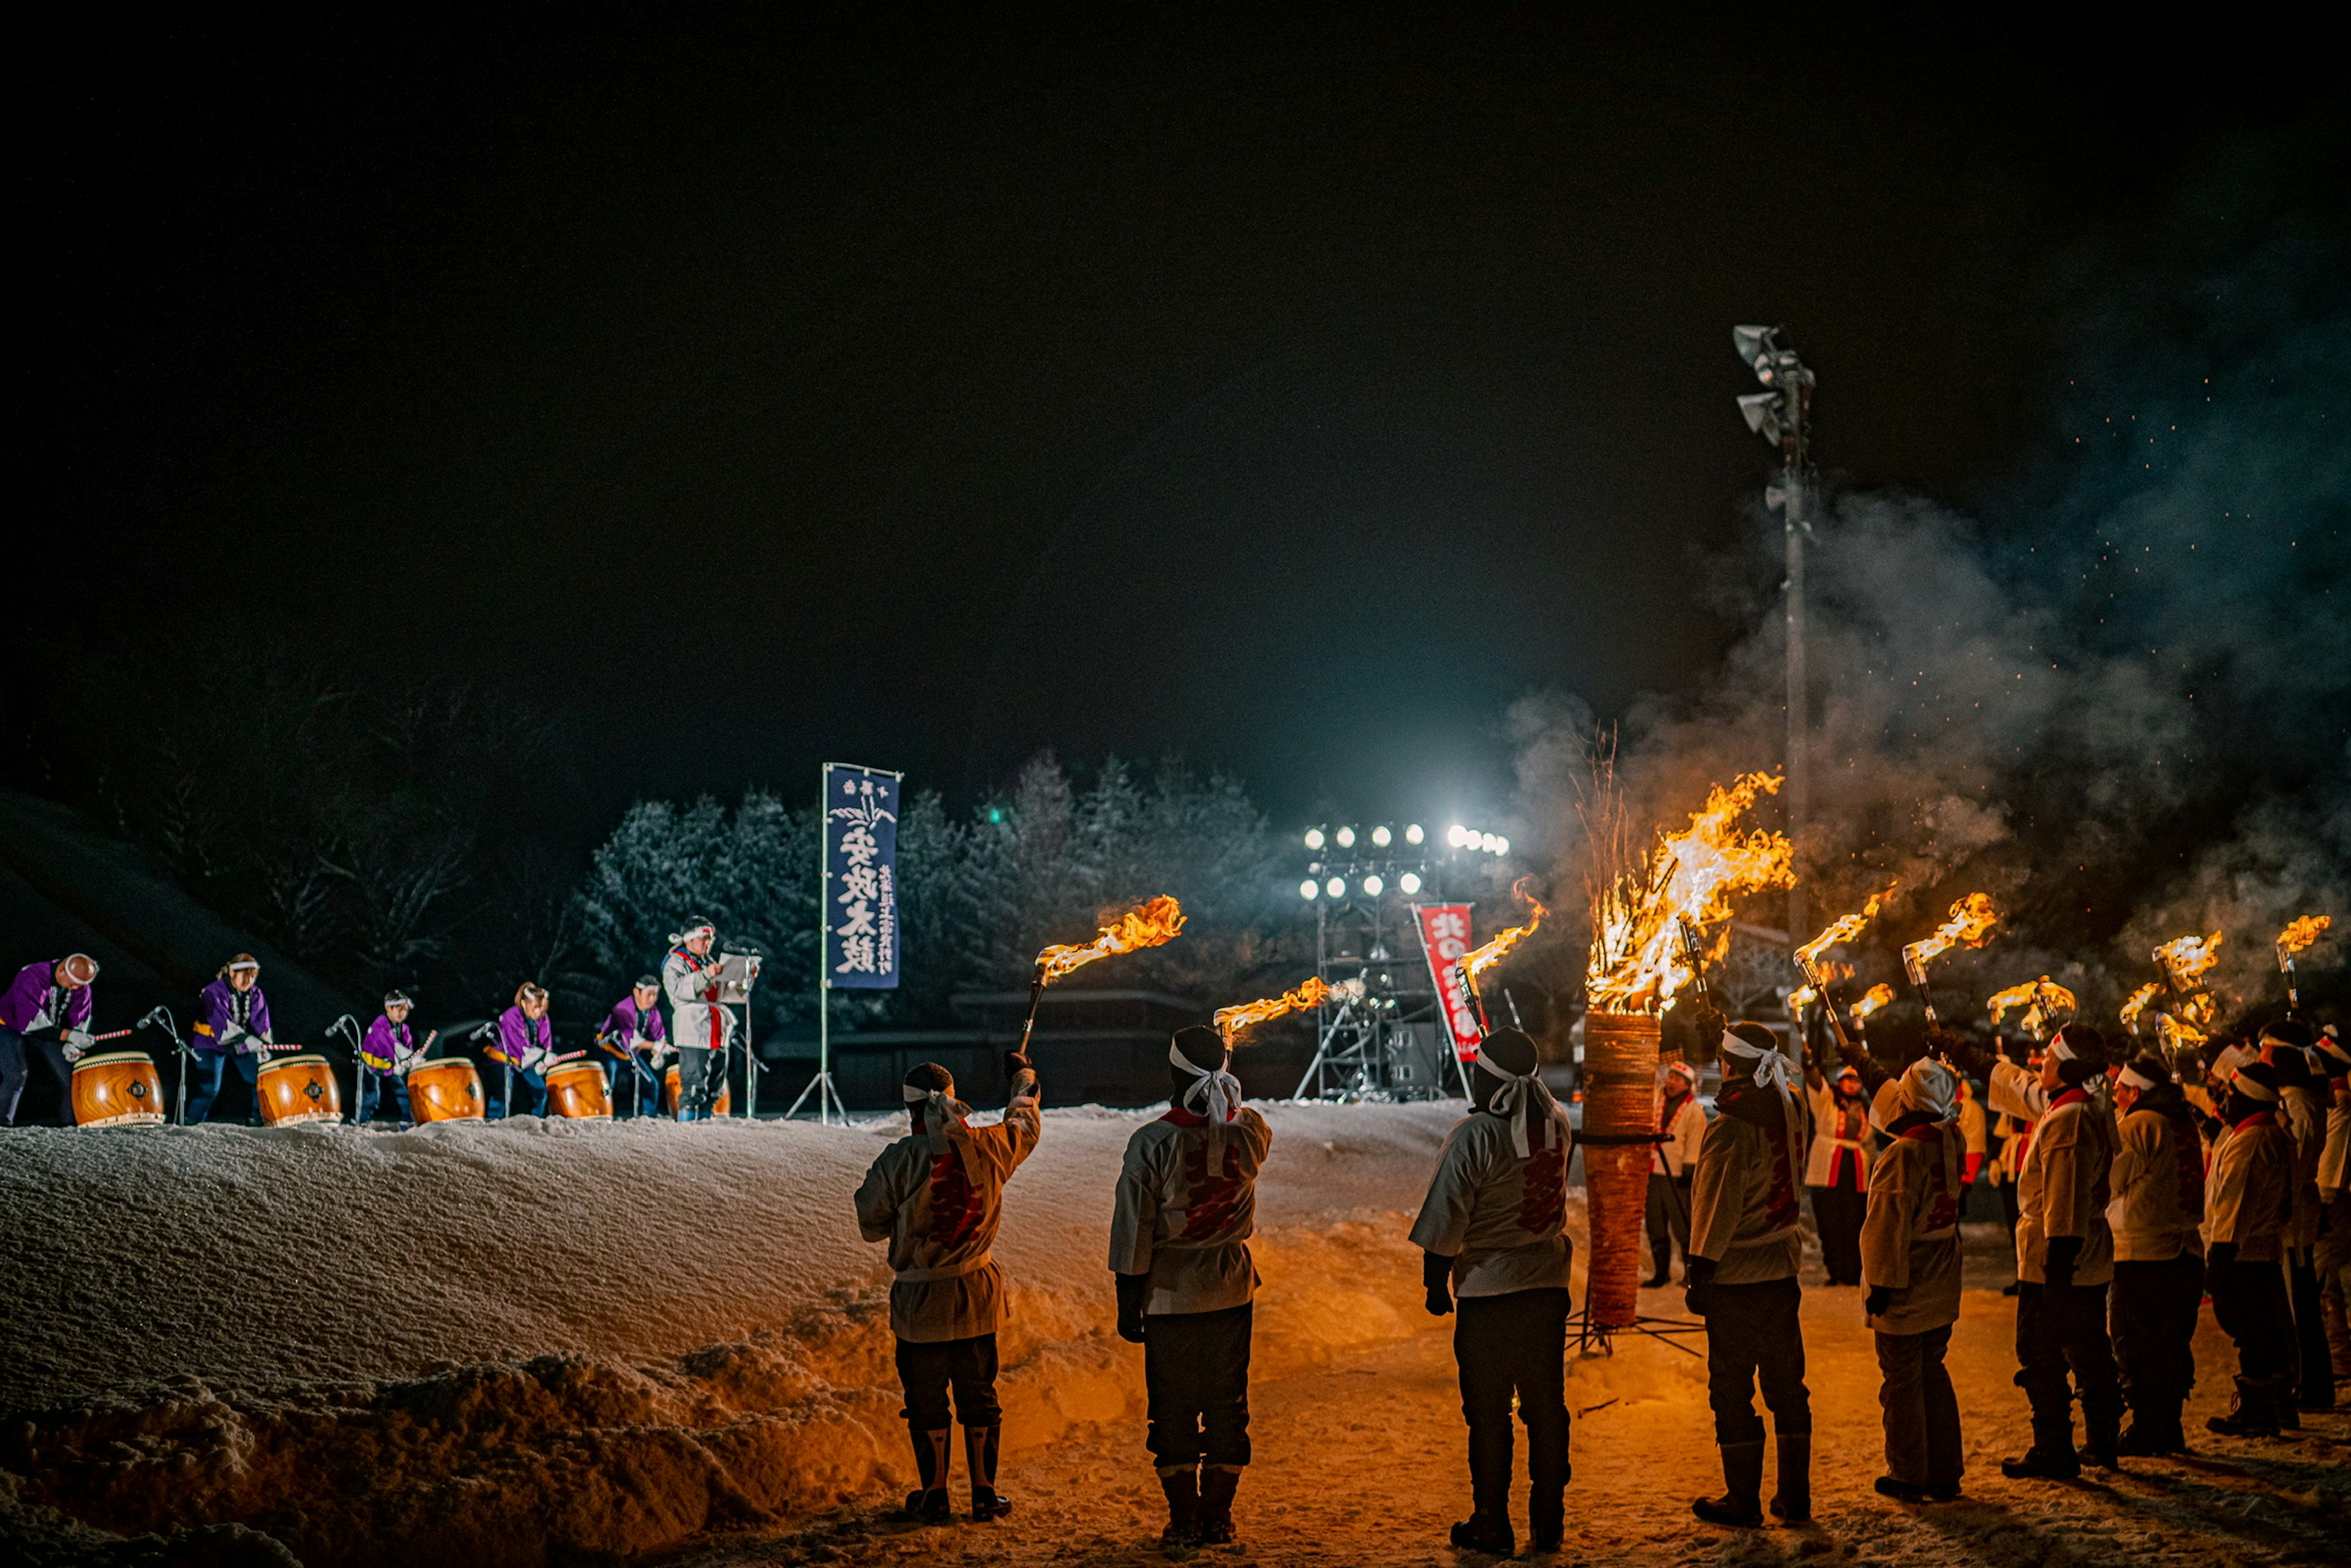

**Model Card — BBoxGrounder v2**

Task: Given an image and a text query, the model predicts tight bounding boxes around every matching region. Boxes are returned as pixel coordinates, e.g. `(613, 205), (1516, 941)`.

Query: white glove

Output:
(62, 1027), (94, 1049)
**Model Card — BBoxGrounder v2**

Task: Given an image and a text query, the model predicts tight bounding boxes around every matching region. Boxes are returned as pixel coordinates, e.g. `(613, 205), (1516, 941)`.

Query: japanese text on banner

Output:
(1415, 903), (1483, 1060)
(824, 765), (901, 989)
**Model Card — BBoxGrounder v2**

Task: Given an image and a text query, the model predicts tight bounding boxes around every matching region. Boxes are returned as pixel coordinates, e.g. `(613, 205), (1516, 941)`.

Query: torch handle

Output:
(2282, 952), (2301, 1016)
(1797, 957), (1859, 1057)
(1015, 968), (1046, 1057)
(1678, 920), (1717, 1016)
(1901, 948), (1941, 1028)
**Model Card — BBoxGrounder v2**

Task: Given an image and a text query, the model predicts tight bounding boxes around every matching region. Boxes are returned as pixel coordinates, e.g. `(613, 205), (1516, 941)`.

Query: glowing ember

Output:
(1213, 977), (1332, 1045)
(1987, 976), (2077, 1037)
(1901, 893), (2000, 975)
(2277, 914), (2331, 958)
(2119, 981), (2162, 1034)
(1464, 878), (1550, 990)
(2152, 930), (2222, 991)
(1795, 883), (1899, 972)
(1587, 772), (1796, 1015)
(1850, 984), (1895, 1022)
(1035, 896), (1187, 985)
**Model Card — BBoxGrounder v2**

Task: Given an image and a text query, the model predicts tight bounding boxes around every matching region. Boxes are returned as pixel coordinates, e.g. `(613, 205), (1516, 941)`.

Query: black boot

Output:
(1156, 1466), (1198, 1552)
(2080, 1406), (2122, 1470)
(1448, 1512), (1514, 1555)
(902, 1424), (953, 1521)
(2270, 1374), (2301, 1430)
(2207, 1375), (2280, 1437)
(1528, 1444), (1570, 1552)
(1196, 1465), (1240, 1546)
(1998, 1421), (2080, 1480)
(1768, 1433), (1811, 1523)
(1692, 1440), (1766, 1526)
(2115, 1400), (2186, 1455)
(964, 1423), (1011, 1520)
(1452, 1417), (1514, 1553)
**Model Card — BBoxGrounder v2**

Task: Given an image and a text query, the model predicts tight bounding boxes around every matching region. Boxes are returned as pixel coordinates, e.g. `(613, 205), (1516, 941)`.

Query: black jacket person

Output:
(1409, 1028), (1575, 1559)
(1109, 1026), (1272, 1551)
(1685, 1019), (1813, 1528)
(855, 1052), (1043, 1521)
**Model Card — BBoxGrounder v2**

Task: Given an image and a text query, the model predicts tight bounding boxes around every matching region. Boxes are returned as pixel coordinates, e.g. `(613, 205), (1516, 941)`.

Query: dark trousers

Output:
(183, 1050), (262, 1125)
(2013, 1280), (2123, 1448)
(0, 1027), (77, 1127)
(1455, 1287), (1571, 1521)
(488, 1063), (548, 1119)
(896, 1333), (1002, 1431)
(2288, 1248), (2333, 1407)
(606, 1056), (660, 1118)
(2207, 1255), (2288, 1381)
(1875, 1325), (1962, 1487)
(1704, 1277), (1812, 1444)
(1144, 1303), (1253, 1469)
(1645, 1173), (1692, 1279)
(1998, 1179), (2020, 1241)
(1812, 1179), (1866, 1286)
(356, 1069), (412, 1125)
(677, 1045), (725, 1119)
(2110, 1255), (2203, 1416)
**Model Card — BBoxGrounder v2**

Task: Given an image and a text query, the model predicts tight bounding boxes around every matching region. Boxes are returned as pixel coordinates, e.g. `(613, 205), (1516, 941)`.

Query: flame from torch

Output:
(1214, 977), (1332, 1046)
(2277, 914), (2331, 1016)
(2119, 981), (2162, 1037)
(1850, 984), (1895, 1022)
(1987, 976), (2077, 1041)
(1016, 896), (1188, 1054)
(1794, 882), (1899, 1051)
(1899, 894), (2000, 1027)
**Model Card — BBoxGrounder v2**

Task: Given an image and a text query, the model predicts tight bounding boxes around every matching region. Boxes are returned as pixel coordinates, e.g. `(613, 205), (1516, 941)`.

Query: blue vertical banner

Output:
(822, 763), (902, 989)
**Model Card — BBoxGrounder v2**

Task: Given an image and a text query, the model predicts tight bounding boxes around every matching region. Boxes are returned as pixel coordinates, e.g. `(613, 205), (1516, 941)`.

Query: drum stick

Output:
(83, 1028), (134, 1044)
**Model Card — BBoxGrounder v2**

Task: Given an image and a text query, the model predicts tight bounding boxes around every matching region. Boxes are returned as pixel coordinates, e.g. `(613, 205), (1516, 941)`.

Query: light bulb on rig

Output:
(1398, 871), (1422, 895)
(1303, 828), (1325, 850)
(1299, 879), (1319, 901)
(1371, 825), (1392, 847)
(1335, 826), (1356, 848)
(1362, 874), (1385, 897)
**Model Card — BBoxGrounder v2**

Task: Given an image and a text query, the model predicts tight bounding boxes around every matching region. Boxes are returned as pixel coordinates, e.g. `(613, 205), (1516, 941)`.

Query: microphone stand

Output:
(139, 1006), (192, 1125)
(325, 1016), (361, 1125)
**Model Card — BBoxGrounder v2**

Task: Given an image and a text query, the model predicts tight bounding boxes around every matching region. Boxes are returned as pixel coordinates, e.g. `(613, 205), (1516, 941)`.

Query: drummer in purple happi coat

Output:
(185, 953), (277, 1125)
(487, 982), (577, 1117)
(595, 975), (669, 1117)
(0, 953), (100, 1127)
(357, 990), (425, 1127)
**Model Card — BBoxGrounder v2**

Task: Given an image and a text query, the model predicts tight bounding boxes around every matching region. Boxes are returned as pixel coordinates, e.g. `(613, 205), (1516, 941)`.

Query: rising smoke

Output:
(1514, 197), (2349, 1029)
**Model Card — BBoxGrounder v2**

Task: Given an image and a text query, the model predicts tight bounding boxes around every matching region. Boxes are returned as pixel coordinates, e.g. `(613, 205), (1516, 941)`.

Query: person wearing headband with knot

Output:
(186, 954), (276, 1125)
(1685, 1018), (1813, 1528)
(1859, 1057), (1967, 1502)
(2257, 1019), (2334, 1419)
(2000, 1022), (2123, 1480)
(2105, 1049), (2206, 1454)
(2201, 1057), (2297, 1436)
(0, 952), (99, 1127)
(854, 1049), (1043, 1524)
(1408, 1027), (1573, 1558)
(1644, 1059), (1705, 1288)
(1109, 1025), (1272, 1552)
(662, 920), (732, 1120)
(357, 990), (423, 1127)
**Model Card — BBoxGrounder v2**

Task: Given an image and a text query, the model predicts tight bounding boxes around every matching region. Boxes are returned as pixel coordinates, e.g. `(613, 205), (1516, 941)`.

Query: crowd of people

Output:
(0, 917), (756, 1127)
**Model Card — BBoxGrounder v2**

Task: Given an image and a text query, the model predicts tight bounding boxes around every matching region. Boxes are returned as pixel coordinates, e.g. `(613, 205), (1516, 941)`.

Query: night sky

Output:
(24, 9), (2342, 830)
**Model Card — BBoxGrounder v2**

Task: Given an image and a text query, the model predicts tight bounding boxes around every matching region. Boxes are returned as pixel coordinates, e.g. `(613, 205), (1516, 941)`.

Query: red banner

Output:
(1415, 903), (1483, 1060)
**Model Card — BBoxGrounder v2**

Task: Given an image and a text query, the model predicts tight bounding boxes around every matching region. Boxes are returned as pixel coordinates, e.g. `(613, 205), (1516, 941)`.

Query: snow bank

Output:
(0, 1102), (1477, 1565)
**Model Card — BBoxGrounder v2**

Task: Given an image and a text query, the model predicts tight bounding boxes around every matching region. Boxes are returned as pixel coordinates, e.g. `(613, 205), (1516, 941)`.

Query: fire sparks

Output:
(1586, 772), (1796, 1015)
(2277, 915), (2331, 958)
(2152, 930), (2222, 991)
(1213, 977), (1330, 1045)
(1464, 878), (1550, 991)
(1795, 883), (1899, 972)
(1035, 896), (1187, 985)
(2119, 981), (2162, 1035)
(1901, 894), (2000, 975)
(1850, 984), (1895, 1022)
(1987, 976), (2077, 1038)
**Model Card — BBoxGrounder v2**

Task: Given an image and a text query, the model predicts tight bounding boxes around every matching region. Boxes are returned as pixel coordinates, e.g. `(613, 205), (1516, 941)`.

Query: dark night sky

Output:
(22, 8), (2343, 831)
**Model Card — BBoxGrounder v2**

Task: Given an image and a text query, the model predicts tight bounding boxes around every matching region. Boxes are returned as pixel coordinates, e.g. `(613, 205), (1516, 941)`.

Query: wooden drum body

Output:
(662, 1062), (730, 1117)
(545, 1060), (612, 1120)
(409, 1058), (485, 1123)
(257, 1053), (342, 1127)
(1582, 1010), (1663, 1330)
(72, 1051), (168, 1128)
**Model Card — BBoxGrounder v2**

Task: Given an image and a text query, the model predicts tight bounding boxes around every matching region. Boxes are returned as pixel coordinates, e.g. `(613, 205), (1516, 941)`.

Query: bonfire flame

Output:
(2119, 981), (2162, 1035)
(2278, 915), (2331, 961)
(1587, 772), (1796, 1015)
(1850, 984), (1895, 1022)
(1036, 896), (1187, 985)
(1464, 878), (1550, 991)
(1796, 883), (1899, 973)
(1988, 976), (2078, 1038)
(1214, 977), (1331, 1045)
(2152, 930), (2222, 991)
(1901, 894), (2001, 980)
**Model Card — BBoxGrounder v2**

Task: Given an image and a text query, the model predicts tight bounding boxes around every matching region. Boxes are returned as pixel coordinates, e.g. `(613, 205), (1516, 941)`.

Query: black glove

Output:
(1682, 1256), (1718, 1317)
(1695, 1005), (1728, 1048)
(1114, 1272), (1149, 1343)
(2044, 1235), (2080, 1290)
(1865, 1285), (1893, 1319)
(1004, 1050), (1034, 1079)
(1422, 1250), (1455, 1317)
(2207, 1241), (2238, 1270)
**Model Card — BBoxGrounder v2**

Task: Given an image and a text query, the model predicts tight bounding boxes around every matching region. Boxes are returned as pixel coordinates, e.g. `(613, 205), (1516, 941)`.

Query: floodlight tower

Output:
(1733, 326), (1815, 949)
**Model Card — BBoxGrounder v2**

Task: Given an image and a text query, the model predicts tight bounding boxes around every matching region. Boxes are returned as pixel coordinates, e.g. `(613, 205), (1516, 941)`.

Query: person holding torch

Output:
(1861, 1057), (1967, 1502)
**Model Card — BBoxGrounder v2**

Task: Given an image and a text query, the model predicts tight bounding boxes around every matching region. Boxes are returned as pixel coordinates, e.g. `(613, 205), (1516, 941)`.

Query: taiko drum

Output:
(71, 1051), (168, 1128)
(544, 1059), (612, 1119)
(408, 1057), (486, 1122)
(256, 1053), (342, 1127)
(1582, 1010), (1664, 1330)
(663, 1062), (731, 1117)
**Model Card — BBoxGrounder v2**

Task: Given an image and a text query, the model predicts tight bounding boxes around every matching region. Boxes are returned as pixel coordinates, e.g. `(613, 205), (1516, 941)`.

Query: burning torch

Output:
(1214, 977), (1332, 1048)
(1899, 893), (2000, 1032)
(1457, 879), (1550, 1032)
(1019, 896), (1187, 1056)
(1987, 977), (2076, 1043)
(1793, 884), (1897, 1057)
(2277, 915), (2331, 1016)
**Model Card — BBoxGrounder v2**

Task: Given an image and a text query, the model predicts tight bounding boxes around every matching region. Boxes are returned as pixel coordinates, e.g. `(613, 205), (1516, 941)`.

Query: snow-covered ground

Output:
(3, 1105), (2345, 1567)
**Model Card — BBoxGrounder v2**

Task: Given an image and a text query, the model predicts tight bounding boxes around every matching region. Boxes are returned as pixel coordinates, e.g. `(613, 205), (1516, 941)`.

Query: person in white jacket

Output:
(2311, 1026), (2350, 1387)
(1861, 1057), (1967, 1502)
(2000, 1023), (2123, 1480)
(662, 918), (732, 1120)
(2105, 1051), (2206, 1455)
(2260, 1021), (2334, 1418)
(1645, 1060), (1706, 1287)
(2202, 1059), (2297, 1436)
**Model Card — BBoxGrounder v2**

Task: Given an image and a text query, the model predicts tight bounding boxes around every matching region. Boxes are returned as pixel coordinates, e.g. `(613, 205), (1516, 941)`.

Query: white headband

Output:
(1719, 1029), (1795, 1094)
(1171, 1039), (1244, 1159)
(2117, 1065), (2156, 1092)
(901, 1080), (970, 1151)
(2048, 1035), (2077, 1062)
(671, 924), (716, 944)
(1473, 1045), (1570, 1158)
(2228, 1069), (2279, 1104)
(225, 958), (260, 974)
